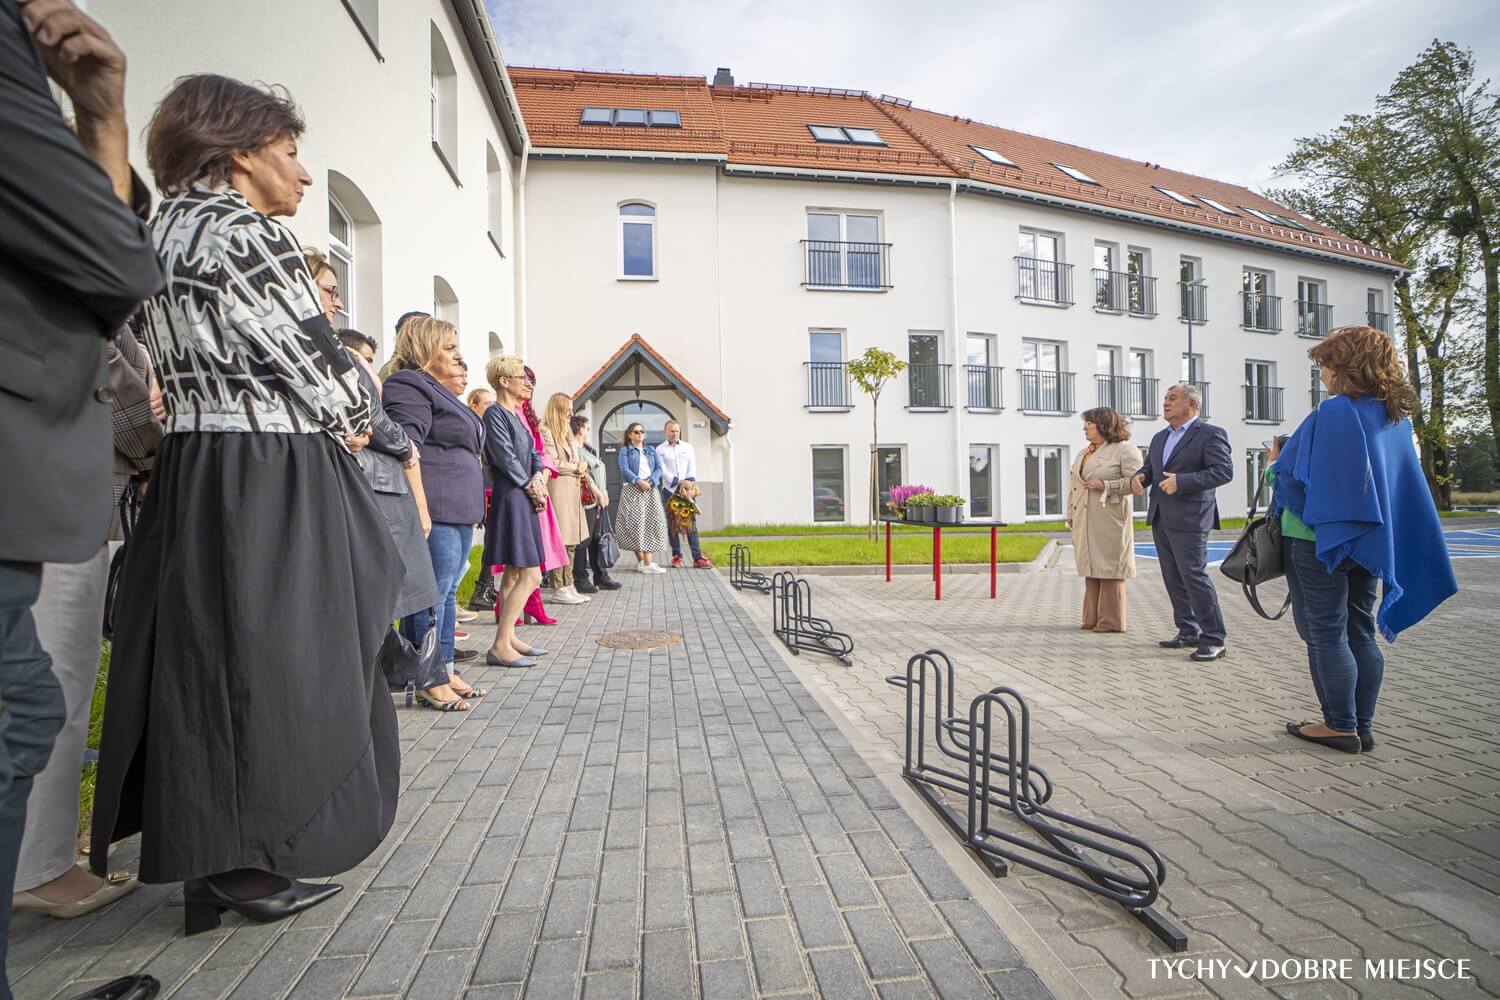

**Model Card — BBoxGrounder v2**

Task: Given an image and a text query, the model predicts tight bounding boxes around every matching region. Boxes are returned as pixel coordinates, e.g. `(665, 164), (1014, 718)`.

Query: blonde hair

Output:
(302, 247), (332, 280)
(541, 392), (573, 451)
(466, 387), (493, 407)
(390, 315), (456, 373)
(485, 355), (525, 393)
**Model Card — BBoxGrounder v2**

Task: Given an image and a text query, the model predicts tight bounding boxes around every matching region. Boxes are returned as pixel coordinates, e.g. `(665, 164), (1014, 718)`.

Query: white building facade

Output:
(90, 0), (528, 369)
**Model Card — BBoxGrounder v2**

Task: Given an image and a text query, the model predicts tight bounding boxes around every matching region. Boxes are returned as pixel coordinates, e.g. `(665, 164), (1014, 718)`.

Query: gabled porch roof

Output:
(572, 334), (731, 435)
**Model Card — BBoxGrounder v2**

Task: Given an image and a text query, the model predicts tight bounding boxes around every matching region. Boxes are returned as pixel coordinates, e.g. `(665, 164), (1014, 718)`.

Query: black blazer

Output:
(381, 368), (485, 524)
(1137, 419), (1234, 532)
(352, 364), (413, 496)
(0, 0), (165, 562)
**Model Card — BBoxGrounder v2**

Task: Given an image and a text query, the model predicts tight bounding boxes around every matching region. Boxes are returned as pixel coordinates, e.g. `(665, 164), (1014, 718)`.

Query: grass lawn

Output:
(702, 518), (1249, 537)
(700, 533), (1048, 567)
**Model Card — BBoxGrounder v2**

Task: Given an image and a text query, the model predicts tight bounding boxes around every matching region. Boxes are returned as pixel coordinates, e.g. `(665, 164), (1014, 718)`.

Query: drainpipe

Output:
(515, 139), (530, 356)
(714, 163), (734, 527)
(948, 180), (964, 499)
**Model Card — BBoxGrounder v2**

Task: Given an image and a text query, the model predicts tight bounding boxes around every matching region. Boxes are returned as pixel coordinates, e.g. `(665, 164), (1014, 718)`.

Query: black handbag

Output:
(378, 620), (443, 706)
(102, 484), (142, 641)
(596, 506), (621, 569)
(1220, 476), (1290, 620)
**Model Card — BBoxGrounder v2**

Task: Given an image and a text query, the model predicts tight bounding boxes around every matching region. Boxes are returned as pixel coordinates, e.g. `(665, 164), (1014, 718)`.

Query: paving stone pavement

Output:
(9, 568), (1053, 999)
(727, 547), (1500, 999)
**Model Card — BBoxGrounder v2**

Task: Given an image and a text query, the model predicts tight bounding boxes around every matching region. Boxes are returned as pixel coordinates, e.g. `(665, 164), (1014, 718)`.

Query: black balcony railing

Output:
(1096, 375), (1159, 417)
(1018, 369), (1076, 413)
(965, 365), (1004, 410)
(1187, 380), (1211, 419)
(1311, 386), (1330, 408)
(1367, 310), (1389, 332)
(1093, 269), (1127, 312)
(907, 364), (952, 409)
(801, 240), (892, 289)
(1015, 257), (1074, 306)
(1241, 291), (1282, 332)
(1244, 385), (1285, 422)
(1179, 281), (1208, 322)
(1297, 300), (1333, 338)
(804, 361), (851, 408)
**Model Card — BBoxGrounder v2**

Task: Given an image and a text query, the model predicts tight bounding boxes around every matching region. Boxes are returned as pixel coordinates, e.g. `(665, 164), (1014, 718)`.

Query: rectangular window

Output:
(648, 109), (681, 127)
(970, 144), (1015, 166)
(1126, 247), (1150, 315)
(1025, 446), (1065, 517)
(966, 334), (999, 409)
(1242, 268), (1274, 329)
(966, 334), (993, 368)
(805, 211), (883, 288)
(327, 195), (354, 329)
(812, 447), (847, 523)
(580, 107), (613, 125)
(969, 445), (995, 519)
(620, 203), (656, 279)
(1018, 229), (1063, 302)
(1246, 448), (1269, 510)
(1153, 186), (1198, 206)
(1181, 353), (1203, 382)
(1245, 360), (1277, 421)
(877, 446), (904, 509)
(807, 124), (851, 143)
(806, 330), (847, 407)
(908, 332), (943, 408)
(809, 330), (843, 364)
(1297, 277), (1328, 337)
(613, 108), (647, 126)
(1134, 446), (1149, 515)
(1052, 163), (1098, 185)
(1197, 196), (1237, 215)
(1179, 256), (1206, 321)
(1242, 206), (1277, 223)
(844, 127), (885, 146)
(486, 144), (505, 254)
(1021, 340), (1064, 411)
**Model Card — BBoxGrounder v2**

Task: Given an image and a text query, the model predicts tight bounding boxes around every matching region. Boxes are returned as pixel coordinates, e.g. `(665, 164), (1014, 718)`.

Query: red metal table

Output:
(880, 517), (1008, 601)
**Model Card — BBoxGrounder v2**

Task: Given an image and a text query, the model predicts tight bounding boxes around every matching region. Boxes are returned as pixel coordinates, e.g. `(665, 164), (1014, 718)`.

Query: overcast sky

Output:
(485, 0), (1498, 193)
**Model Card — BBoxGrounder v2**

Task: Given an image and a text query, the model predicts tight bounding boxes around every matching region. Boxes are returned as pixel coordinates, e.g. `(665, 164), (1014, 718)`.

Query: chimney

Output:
(712, 67), (734, 87)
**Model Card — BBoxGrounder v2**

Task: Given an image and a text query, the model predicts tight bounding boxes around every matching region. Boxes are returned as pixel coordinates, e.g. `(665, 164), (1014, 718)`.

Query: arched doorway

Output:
(600, 400), (673, 505)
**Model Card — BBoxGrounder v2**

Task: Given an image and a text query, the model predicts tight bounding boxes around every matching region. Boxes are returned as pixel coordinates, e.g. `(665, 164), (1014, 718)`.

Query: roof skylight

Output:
(1196, 196), (1237, 215)
(970, 144), (1016, 166)
(843, 127), (886, 146)
(578, 107), (683, 128)
(580, 107), (613, 125)
(1153, 186), (1198, 206)
(648, 109), (681, 128)
(807, 124), (886, 145)
(1053, 163), (1099, 185)
(1241, 206), (1277, 223)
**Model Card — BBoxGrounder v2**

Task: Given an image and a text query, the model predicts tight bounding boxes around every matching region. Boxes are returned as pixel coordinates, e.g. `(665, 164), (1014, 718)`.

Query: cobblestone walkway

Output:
(730, 551), (1500, 999)
(10, 568), (1051, 999)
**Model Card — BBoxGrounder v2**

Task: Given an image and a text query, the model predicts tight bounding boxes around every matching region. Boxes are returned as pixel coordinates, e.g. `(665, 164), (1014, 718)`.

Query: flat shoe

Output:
(485, 651), (537, 668)
(1285, 722), (1361, 754)
(1360, 732), (1375, 752)
(515, 647), (548, 657)
(183, 877), (340, 935)
(12, 872), (138, 918)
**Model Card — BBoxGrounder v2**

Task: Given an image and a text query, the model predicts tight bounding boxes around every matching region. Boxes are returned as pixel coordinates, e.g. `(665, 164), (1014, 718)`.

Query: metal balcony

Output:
(1297, 300), (1333, 338)
(1095, 375), (1160, 417)
(804, 362), (851, 409)
(1018, 369), (1076, 413)
(802, 240), (892, 289)
(1015, 257), (1074, 306)
(964, 365), (1004, 410)
(907, 364), (952, 409)
(1244, 385), (1285, 423)
(1179, 282), (1209, 323)
(1241, 291), (1282, 332)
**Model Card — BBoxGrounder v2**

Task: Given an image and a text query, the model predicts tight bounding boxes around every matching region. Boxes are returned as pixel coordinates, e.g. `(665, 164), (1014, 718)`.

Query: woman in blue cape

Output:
(1271, 325), (1457, 754)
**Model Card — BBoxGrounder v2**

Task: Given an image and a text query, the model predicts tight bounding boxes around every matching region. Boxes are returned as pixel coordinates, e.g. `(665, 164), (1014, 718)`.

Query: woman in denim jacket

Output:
(615, 423), (669, 573)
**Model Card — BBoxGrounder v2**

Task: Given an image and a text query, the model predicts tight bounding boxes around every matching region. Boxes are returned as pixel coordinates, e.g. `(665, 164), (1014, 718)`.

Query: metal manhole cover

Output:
(597, 629), (684, 651)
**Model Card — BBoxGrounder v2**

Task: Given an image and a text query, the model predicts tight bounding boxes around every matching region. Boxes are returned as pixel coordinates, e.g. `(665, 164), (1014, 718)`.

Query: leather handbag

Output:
(596, 506), (621, 569)
(101, 484), (142, 641)
(378, 619), (443, 705)
(1220, 476), (1290, 620)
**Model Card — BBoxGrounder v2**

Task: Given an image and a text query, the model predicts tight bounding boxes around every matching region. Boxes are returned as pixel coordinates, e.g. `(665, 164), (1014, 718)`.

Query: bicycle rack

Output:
(771, 571), (854, 664)
(729, 543), (772, 593)
(886, 650), (1187, 951)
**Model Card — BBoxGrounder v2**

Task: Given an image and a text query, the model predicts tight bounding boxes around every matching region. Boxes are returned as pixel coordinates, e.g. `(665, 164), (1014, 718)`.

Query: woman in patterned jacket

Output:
(90, 75), (402, 934)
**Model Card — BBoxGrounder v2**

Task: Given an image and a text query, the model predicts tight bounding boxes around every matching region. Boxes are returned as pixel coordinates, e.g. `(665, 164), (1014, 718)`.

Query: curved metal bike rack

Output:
(729, 543), (772, 593)
(886, 649), (1187, 951)
(771, 571), (854, 664)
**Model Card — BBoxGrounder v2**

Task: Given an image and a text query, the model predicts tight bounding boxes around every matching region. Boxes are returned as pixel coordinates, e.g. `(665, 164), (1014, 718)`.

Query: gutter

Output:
(948, 180), (964, 499)
(529, 147), (728, 165)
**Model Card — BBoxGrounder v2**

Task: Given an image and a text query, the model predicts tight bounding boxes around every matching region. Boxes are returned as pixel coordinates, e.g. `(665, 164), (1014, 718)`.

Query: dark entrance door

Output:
(599, 400), (674, 506)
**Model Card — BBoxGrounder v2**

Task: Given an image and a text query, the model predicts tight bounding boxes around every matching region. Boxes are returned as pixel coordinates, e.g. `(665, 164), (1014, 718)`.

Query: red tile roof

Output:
(509, 69), (1395, 267)
(573, 334), (731, 430)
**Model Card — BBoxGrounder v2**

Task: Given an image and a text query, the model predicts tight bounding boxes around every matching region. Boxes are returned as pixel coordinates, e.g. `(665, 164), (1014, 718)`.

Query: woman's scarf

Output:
(1272, 394), (1457, 641)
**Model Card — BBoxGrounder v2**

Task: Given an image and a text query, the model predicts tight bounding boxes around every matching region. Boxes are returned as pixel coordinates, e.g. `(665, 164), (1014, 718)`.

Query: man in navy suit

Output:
(1131, 383), (1233, 661)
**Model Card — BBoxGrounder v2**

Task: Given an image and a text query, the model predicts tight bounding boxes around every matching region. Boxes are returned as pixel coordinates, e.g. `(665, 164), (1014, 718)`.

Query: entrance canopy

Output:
(572, 334), (731, 435)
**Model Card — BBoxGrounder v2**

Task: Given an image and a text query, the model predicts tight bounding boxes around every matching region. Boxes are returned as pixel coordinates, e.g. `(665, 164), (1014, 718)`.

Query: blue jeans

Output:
(1282, 536), (1384, 734)
(401, 522), (472, 663)
(661, 488), (702, 560)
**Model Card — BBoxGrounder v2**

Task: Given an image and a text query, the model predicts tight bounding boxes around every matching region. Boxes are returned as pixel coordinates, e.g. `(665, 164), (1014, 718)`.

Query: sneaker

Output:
(671, 556), (684, 568)
(694, 557), (714, 569)
(453, 629), (469, 640)
(638, 563), (654, 574)
(455, 608), (478, 624)
(647, 564), (667, 574)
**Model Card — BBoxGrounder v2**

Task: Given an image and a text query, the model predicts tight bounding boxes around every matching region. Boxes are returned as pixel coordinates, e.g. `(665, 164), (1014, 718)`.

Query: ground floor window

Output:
(1025, 445), (1065, 517)
(876, 446), (904, 511)
(1134, 446), (1148, 516)
(968, 445), (995, 518)
(812, 447), (846, 522)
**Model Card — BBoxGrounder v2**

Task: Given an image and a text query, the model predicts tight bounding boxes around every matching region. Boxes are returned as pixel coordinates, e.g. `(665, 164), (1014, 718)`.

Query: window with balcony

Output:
(1093, 242), (1128, 313)
(969, 445), (996, 519)
(1098, 348), (1156, 417)
(1367, 288), (1389, 332)
(806, 330), (849, 409)
(907, 332), (949, 409)
(1244, 360), (1283, 422)
(1017, 229), (1071, 305)
(1311, 366), (1330, 408)
(1126, 247), (1155, 316)
(1297, 277), (1331, 338)
(1025, 446), (1066, 517)
(619, 202), (656, 279)
(812, 447), (847, 522)
(1241, 268), (1279, 332)
(804, 211), (888, 289)
(1179, 257), (1207, 322)
(965, 334), (1002, 410)
(1181, 353), (1210, 417)
(1246, 448), (1270, 511)
(1019, 340), (1073, 413)
(429, 24), (458, 182)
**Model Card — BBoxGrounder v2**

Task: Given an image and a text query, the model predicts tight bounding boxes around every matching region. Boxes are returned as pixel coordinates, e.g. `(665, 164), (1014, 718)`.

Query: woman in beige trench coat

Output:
(1067, 407), (1143, 632)
(540, 392), (590, 602)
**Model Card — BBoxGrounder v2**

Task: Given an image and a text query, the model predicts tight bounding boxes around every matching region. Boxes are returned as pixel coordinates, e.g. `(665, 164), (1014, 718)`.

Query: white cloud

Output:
(487, 0), (1500, 191)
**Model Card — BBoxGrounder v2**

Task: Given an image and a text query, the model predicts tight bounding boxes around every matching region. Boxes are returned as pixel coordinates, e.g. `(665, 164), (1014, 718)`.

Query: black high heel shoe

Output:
(182, 876), (342, 935)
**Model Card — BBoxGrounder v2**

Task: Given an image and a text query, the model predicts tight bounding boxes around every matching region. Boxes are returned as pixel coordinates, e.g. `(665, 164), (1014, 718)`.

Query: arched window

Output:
(618, 202), (656, 279)
(488, 331), (503, 357)
(327, 194), (354, 329)
(433, 276), (459, 328)
(429, 24), (458, 180)
(327, 171), (382, 343)
(486, 142), (505, 254)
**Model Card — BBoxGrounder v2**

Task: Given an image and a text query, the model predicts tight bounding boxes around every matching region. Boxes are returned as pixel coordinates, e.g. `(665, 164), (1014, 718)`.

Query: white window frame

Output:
(811, 445), (849, 524)
(1153, 185), (1197, 206)
(968, 444), (997, 519)
(618, 201), (657, 281)
(1024, 445), (1067, 519)
(327, 193), (355, 330)
(1241, 206), (1277, 224)
(1052, 163), (1099, 185)
(1126, 246), (1152, 316)
(875, 445), (907, 514)
(805, 210), (884, 290)
(1246, 448), (1270, 511)
(1196, 196), (1237, 215)
(970, 144), (1015, 166)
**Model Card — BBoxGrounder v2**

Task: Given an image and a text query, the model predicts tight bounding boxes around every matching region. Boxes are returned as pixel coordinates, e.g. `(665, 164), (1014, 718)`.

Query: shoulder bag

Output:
(596, 506), (621, 569)
(102, 484), (142, 641)
(1219, 475), (1290, 620)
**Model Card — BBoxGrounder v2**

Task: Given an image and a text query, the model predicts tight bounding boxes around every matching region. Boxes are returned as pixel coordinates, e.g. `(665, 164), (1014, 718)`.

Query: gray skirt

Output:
(377, 488), (441, 619)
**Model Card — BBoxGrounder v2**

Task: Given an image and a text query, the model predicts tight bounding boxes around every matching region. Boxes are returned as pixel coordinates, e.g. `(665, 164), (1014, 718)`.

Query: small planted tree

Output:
(847, 347), (908, 536)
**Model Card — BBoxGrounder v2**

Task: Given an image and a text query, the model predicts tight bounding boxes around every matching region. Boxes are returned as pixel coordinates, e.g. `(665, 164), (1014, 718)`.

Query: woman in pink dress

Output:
(510, 367), (567, 624)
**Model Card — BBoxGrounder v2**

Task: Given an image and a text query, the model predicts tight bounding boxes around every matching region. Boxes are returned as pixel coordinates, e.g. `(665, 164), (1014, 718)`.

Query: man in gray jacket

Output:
(0, 1), (163, 992)
(1132, 383), (1234, 662)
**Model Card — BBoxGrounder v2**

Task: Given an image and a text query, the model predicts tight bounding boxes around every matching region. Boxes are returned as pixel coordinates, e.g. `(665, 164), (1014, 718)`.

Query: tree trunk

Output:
(868, 394), (880, 539)
(1396, 275), (1443, 506)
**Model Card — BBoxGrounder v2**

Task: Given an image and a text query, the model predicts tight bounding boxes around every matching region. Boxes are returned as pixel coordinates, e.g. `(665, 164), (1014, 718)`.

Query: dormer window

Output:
(1052, 163), (1099, 185)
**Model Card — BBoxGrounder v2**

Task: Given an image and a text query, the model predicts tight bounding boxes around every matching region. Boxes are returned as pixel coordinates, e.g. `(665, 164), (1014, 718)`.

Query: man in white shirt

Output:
(656, 421), (711, 568)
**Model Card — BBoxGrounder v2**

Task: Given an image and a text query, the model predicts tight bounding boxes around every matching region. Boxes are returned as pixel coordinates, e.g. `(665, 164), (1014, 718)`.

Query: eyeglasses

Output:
(318, 283), (340, 298)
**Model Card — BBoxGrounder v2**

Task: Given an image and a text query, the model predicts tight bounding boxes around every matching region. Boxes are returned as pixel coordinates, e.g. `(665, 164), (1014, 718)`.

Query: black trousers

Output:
(574, 506), (605, 584)
(1152, 525), (1226, 645)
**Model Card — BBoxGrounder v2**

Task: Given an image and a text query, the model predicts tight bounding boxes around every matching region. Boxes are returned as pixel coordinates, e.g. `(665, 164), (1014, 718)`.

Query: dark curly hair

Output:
(147, 74), (304, 193)
(1307, 325), (1416, 423)
(1081, 406), (1131, 443)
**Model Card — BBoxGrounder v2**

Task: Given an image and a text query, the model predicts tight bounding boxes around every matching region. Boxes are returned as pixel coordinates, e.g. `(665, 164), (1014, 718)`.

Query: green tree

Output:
(1450, 426), (1497, 493)
(847, 347), (907, 534)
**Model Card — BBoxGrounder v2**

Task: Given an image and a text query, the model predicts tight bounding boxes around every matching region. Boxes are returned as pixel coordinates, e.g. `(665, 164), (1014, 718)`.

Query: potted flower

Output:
(906, 493), (935, 522)
(889, 484), (933, 521)
(933, 495), (966, 524)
